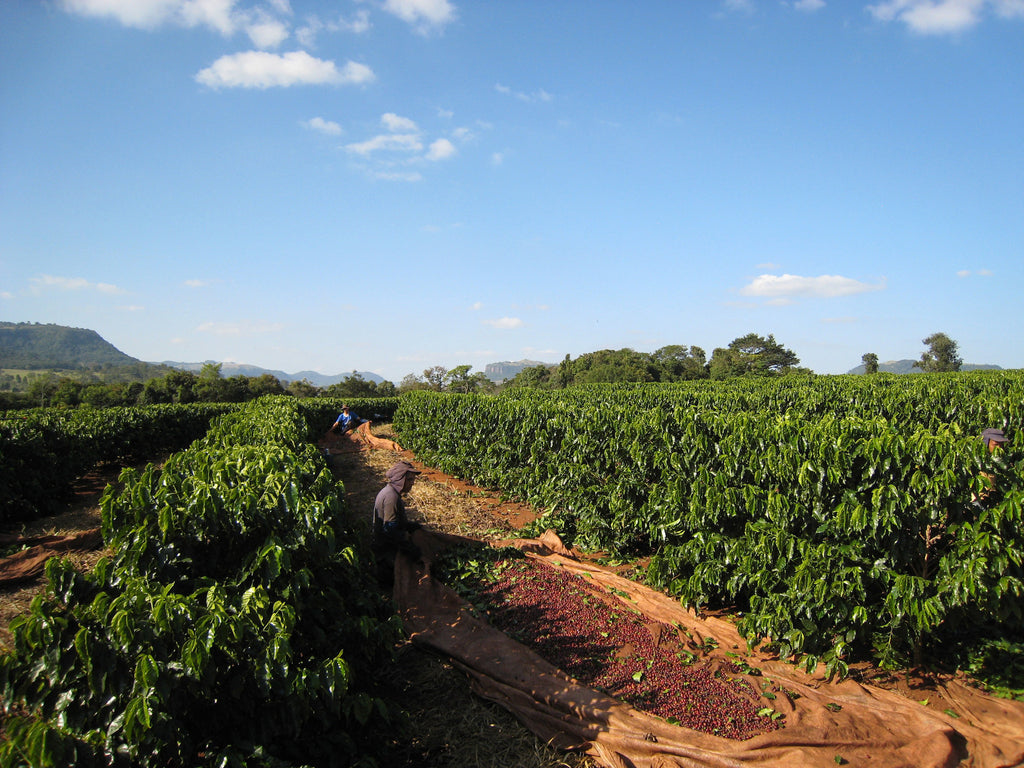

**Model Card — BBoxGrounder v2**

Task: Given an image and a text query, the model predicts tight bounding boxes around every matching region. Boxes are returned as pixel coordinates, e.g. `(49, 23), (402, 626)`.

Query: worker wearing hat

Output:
(372, 460), (423, 583)
(975, 428), (1010, 506)
(330, 404), (364, 434)
(981, 428), (1009, 452)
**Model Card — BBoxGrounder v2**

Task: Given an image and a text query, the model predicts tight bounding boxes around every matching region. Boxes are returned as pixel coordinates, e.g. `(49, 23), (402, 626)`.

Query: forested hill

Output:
(0, 322), (144, 369)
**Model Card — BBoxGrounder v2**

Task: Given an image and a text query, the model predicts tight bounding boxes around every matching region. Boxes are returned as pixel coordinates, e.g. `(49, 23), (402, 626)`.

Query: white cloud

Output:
(483, 317), (524, 329)
(495, 84), (553, 103)
(196, 51), (374, 89)
(371, 170), (423, 182)
(345, 133), (423, 155)
(245, 16), (289, 48)
(62, 0), (239, 33)
(740, 274), (887, 300)
(304, 116), (343, 135)
(865, 0), (1021, 33)
(382, 113), (419, 132)
(183, 278), (211, 287)
(196, 320), (284, 336)
(722, 0), (755, 12)
(995, 0), (1024, 17)
(792, 0), (826, 10)
(957, 268), (994, 277)
(181, 0), (236, 34)
(491, 151), (505, 165)
(296, 10), (370, 47)
(426, 138), (456, 160)
(62, 0), (195, 30)
(469, 302), (483, 311)
(1, 291), (14, 300)
(31, 275), (125, 294)
(382, 0), (456, 31)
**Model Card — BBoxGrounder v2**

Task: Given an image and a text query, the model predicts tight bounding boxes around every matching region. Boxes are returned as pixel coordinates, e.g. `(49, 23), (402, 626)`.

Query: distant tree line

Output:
(500, 333), (806, 389)
(0, 363), (400, 410)
(0, 331), (967, 409)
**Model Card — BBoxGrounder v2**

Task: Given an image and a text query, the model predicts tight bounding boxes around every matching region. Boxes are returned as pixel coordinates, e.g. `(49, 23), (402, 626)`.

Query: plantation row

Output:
(0, 397), (399, 524)
(393, 371), (1024, 681)
(0, 397), (402, 767)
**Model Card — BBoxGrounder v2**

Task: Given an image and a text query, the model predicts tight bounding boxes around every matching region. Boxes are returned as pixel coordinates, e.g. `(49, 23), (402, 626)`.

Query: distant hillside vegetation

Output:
(160, 361), (383, 387)
(0, 321), (141, 368)
(846, 359), (1002, 375)
(484, 359), (549, 382)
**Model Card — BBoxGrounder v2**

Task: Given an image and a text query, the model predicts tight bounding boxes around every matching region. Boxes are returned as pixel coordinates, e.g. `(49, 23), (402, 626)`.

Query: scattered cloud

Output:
(183, 279), (212, 288)
(381, 0), (457, 33)
(296, 10), (371, 47)
(740, 274), (886, 303)
(196, 320), (285, 336)
(491, 151), (505, 165)
(370, 170), (424, 182)
(957, 268), (994, 277)
(196, 51), (374, 89)
(304, 116), (343, 136)
(344, 112), (475, 179)
(426, 138), (456, 160)
(483, 317), (524, 329)
(61, 0), (231, 32)
(792, 0), (826, 10)
(245, 16), (289, 48)
(1, 291), (14, 300)
(721, 0), (756, 13)
(495, 84), (553, 103)
(345, 133), (423, 156)
(866, 0), (1023, 34)
(382, 113), (419, 132)
(469, 302), (483, 310)
(31, 275), (125, 294)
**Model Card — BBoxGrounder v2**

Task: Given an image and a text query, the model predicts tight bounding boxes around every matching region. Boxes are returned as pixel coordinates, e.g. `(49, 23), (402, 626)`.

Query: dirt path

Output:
(325, 425), (597, 768)
(0, 429), (592, 768)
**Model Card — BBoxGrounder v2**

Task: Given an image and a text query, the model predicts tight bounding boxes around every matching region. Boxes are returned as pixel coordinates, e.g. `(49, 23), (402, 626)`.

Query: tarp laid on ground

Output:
(395, 529), (1024, 768)
(0, 529), (103, 585)
(321, 421), (403, 454)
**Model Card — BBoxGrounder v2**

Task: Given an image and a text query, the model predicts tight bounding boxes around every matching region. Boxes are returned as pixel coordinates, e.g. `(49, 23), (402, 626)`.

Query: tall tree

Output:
(861, 353), (879, 375)
(710, 333), (799, 378)
(914, 333), (962, 373)
(651, 345), (708, 381)
(423, 366), (448, 391)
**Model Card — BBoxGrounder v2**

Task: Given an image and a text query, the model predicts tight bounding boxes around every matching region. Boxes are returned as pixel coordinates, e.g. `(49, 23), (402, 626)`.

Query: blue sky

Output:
(2, 0), (1022, 383)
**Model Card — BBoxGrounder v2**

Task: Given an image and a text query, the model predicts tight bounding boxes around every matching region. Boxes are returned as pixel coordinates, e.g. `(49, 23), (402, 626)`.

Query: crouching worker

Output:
(331, 404), (364, 434)
(372, 460), (423, 586)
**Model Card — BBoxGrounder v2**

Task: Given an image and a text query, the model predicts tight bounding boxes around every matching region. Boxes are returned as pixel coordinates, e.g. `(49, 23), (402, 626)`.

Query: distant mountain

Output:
(159, 361), (383, 387)
(0, 322), (170, 379)
(484, 359), (550, 382)
(0, 322), (384, 386)
(846, 359), (1002, 375)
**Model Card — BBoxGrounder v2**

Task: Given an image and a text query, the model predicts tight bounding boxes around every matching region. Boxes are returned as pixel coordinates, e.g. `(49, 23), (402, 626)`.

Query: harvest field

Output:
(1, 372), (1023, 767)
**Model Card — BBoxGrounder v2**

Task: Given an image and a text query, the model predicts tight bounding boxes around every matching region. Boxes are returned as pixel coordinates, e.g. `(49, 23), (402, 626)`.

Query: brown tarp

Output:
(395, 529), (1024, 768)
(0, 529), (103, 585)
(320, 421), (403, 454)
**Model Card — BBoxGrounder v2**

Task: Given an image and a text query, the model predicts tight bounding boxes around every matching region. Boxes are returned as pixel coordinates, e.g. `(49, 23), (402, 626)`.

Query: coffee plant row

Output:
(0, 397), (400, 525)
(0, 396), (403, 767)
(393, 372), (1024, 679)
(0, 403), (235, 523)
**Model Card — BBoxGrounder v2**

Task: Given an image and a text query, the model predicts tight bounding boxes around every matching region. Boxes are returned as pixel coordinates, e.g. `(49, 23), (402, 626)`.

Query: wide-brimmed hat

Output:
(981, 428), (1008, 445)
(386, 461), (421, 482)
